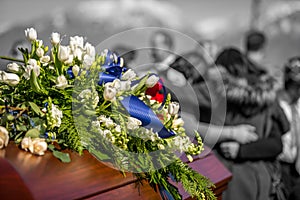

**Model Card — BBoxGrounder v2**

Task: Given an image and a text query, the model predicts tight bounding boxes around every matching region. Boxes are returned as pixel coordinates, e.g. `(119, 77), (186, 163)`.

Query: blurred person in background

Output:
(210, 47), (289, 200)
(277, 57), (300, 200)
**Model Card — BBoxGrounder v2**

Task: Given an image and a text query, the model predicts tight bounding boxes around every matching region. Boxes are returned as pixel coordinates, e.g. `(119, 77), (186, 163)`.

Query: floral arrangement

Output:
(0, 28), (215, 200)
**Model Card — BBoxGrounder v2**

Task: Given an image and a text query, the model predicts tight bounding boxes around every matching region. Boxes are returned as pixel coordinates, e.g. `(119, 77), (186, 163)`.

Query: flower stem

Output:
(0, 56), (24, 63)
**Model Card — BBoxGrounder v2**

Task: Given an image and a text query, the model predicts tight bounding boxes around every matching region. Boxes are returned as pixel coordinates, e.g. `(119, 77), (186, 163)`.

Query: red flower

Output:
(145, 79), (165, 103)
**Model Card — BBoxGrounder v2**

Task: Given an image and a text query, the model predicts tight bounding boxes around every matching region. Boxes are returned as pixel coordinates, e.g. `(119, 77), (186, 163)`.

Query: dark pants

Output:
(281, 162), (300, 200)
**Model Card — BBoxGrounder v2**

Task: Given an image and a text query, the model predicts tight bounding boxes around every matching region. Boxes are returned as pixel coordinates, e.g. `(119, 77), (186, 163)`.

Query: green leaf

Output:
(48, 144), (55, 151)
(52, 150), (71, 163)
(16, 124), (27, 132)
(25, 128), (40, 138)
(28, 102), (44, 117)
(132, 74), (148, 94)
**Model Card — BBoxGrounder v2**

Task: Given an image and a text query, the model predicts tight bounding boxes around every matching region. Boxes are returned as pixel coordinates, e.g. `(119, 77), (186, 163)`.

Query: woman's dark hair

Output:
(215, 47), (265, 78)
(284, 56), (300, 89)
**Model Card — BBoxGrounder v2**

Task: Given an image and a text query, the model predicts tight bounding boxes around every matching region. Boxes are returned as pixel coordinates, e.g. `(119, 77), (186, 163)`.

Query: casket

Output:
(0, 142), (231, 200)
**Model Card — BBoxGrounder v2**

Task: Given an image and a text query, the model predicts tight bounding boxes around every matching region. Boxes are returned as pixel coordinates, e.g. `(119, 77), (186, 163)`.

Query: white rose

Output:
(51, 32), (60, 45)
(146, 75), (159, 88)
(168, 102), (180, 116)
(58, 45), (70, 62)
(29, 138), (47, 156)
(21, 137), (32, 151)
(64, 54), (74, 65)
(55, 75), (68, 89)
(103, 85), (117, 101)
(84, 42), (95, 58)
(69, 36), (84, 51)
(127, 117), (142, 130)
(40, 55), (50, 64)
(0, 126), (9, 149)
(7, 63), (20, 73)
(121, 69), (136, 81)
(36, 47), (44, 57)
(25, 27), (37, 41)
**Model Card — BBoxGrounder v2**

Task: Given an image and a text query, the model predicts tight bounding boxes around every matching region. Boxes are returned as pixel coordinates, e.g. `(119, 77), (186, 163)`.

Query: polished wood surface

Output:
(0, 142), (231, 200)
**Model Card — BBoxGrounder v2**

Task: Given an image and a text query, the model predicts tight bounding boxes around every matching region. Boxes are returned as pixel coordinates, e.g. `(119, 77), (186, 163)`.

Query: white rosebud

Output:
(36, 47), (44, 57)
(25, 28), (37, 41)
(37, 39), (43, 47)
(127, 117), (142, 130)
(73, 48), (83, 61)
(5, 73), (20, 86)
(172, 118), (184, 129)
(51, 32), (60, 45)
(0, 71), (20, 86)
(0, 126), (9, 149)
(29, 138), (47, 156)
(168, 102), (180, 116)
(121, 69), (136, 81)
(7, 63), (20, 73)
(21, 137), (32, 151)
(146, 75), (159, 88)
(40, 55), (50, 64)
(58, 45), (70, 62)
(103, 85), (117, 101)
(69, 36), (84, 51)
(64, 54), (74, 65)
(72, 65), (80, 77)
(84, 42), (95, 58)
(55, 75), (68, 89)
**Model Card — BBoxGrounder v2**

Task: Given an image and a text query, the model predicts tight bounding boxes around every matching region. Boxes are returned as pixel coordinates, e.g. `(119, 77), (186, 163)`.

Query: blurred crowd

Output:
(110, 30), (300, 200)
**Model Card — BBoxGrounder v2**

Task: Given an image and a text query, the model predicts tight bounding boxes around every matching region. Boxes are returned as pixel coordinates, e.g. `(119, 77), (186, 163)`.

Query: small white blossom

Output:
(82, 55), (95, 69)
(37, 40), (43, 47)
(146, 75), (159, 88)
(51, 32), (60, 45)
(40, 55), (51, 64)
(51, 103), (63, 127)
(98, 115), (115, 128)
(168, 102), (180, 116)
(103, 85), (117, 101)
(7, 63), (20, 73)
(28, 138), (47, 156)
(121, 69), (136, 81)
(64, 54), (74, 65)
(55, 75), (68, 89)
(172, 136), (191, 152)
(127, 117), (142, 130)
(36, 47), (44, 57)
(23, 59), (40, 80)
(0, 126), (9, 149)
(25, 27), (37, 41)
(172, 118), (184, 129)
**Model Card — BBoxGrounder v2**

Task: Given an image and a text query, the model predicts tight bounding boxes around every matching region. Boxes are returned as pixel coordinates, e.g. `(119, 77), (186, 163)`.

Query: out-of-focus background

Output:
(0, 0), (299, 69)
